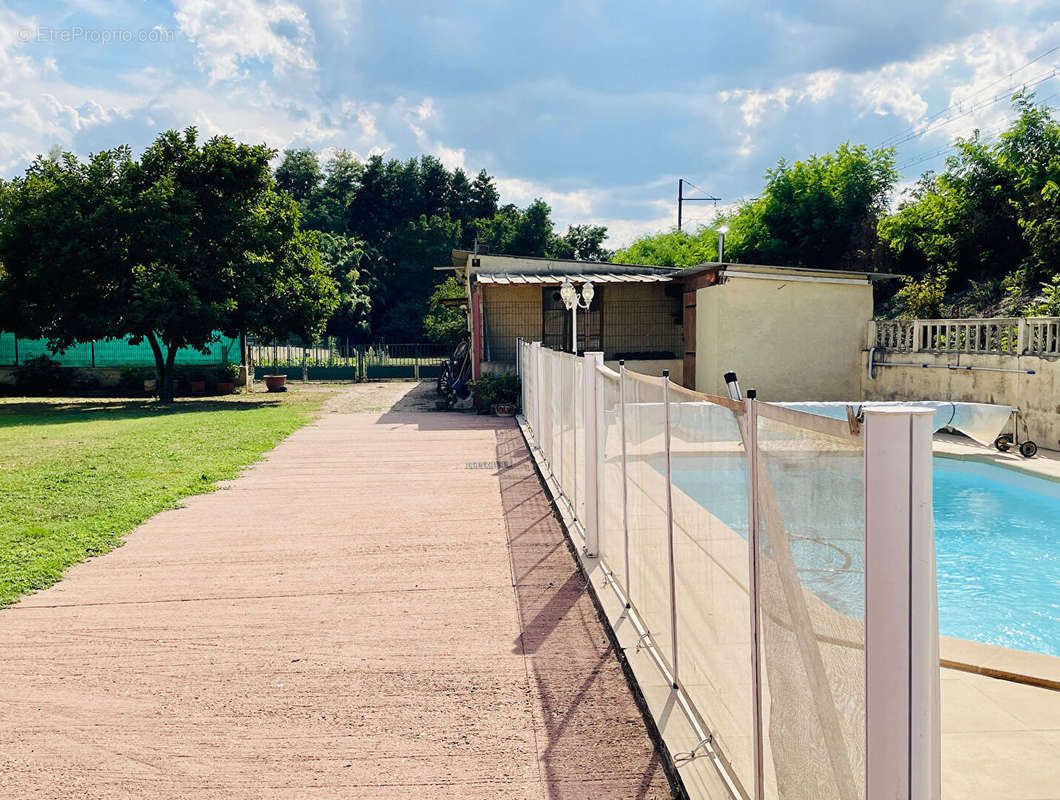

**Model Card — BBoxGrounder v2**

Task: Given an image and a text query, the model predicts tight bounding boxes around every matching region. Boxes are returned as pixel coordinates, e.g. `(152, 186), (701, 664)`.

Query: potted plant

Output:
(263, 373), (287, 392)
(468, 372), (521, 416)
(189, 372), (207, 395)
(215, 363), (238, 394)
(490, 372), (521, 416)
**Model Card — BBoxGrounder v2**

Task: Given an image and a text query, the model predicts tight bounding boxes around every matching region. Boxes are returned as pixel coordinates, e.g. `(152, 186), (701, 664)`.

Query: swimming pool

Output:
(666, 455), (1060, 657)
(933, 458), (1059, 657)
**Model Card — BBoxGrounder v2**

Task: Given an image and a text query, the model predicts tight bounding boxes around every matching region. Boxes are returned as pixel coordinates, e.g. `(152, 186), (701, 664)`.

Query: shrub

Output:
(210, 363), (240, 383)
(469, 372), (521, 410)
(13, 355), (66, 395)
(71, 371), (102, 391)
(119, 366), (154, 391)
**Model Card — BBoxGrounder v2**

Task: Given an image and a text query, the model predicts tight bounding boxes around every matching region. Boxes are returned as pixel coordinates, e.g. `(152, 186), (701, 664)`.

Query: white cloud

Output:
(172, 0), (317, 82)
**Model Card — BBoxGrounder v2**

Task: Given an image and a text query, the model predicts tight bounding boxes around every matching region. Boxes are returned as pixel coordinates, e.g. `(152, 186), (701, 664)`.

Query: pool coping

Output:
(934, 432), (1060, 483)
(940, 636), (1060, 691)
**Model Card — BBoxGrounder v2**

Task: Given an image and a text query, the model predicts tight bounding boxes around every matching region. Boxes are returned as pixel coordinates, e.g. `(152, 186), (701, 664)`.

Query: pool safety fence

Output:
(516, 338), (941, 800)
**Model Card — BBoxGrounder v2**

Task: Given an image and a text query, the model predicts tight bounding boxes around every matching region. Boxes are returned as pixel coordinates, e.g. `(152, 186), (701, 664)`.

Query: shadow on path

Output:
(495, 426), (675, 799)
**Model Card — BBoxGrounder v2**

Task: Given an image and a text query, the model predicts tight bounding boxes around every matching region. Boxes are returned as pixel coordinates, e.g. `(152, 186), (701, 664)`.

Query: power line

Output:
(677, 178), (721, 231)
(895, 89), (1060, 173)
(881, 65), (1059, 149)
(877, 44), (1060, 147)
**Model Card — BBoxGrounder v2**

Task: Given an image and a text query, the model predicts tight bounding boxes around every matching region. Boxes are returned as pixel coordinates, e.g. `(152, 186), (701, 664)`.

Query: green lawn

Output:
(0, 388), (334, 606)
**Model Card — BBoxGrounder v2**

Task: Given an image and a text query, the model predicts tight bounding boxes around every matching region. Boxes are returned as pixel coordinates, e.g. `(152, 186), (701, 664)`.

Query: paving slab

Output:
(0, 382), (672, 800)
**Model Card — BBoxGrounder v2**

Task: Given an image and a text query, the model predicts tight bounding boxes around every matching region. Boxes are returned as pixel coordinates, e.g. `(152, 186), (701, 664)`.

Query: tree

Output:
(0, 128), (338, 402)
(876, 93), (1060, 315)
(302, 149), (363, 233)
(725, 143), (897, 270)
(274, 148), (323, 202)
(469, 169), (499, 221)
(422, 276), (467, 348)
(551, 224), (613, 261)
(613, 227), (718, 267)
(318, 232), (371, 339)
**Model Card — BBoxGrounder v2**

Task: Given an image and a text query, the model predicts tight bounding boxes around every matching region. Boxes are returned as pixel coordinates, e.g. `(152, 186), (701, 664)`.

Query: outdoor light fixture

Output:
(559, 279), (594, 354)
(716, 224), (730, 263)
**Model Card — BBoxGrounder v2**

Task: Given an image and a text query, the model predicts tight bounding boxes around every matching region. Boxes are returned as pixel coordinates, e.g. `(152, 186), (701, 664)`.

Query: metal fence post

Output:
(582, 351), (603, 556)
(662, 368), (678, 688)
(619, 360), (630, 608)
(744, 389), (764, 800)
(864, 407), (940, 800)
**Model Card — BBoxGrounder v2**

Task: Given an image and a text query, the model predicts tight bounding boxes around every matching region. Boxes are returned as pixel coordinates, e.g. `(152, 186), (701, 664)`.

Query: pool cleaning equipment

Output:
(993, 410), (1038, 458)
(867, 347), (1036, 379)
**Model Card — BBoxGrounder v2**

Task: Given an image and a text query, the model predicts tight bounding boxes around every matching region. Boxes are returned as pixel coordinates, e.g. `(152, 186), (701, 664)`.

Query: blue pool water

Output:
(667, 455), (1060, 657)
(933, 458), (1059, 656)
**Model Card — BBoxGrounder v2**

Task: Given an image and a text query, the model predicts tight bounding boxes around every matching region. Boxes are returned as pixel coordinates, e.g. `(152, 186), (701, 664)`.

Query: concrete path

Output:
(0, 382), (671, 799)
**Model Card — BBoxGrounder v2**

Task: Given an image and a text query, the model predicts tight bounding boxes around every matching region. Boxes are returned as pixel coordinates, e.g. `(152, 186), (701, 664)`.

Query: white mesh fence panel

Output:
(754, 404), (866, 800)
(668, 383), (756, 794)
(574, 356), (586, 523)
(557, 353), (578, 508)
(595, 365), (626, 589)
(622, 372), (674, 672)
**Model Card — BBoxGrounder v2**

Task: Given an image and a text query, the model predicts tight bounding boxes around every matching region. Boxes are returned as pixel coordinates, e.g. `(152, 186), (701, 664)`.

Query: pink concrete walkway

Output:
(0, 384), (671, 799)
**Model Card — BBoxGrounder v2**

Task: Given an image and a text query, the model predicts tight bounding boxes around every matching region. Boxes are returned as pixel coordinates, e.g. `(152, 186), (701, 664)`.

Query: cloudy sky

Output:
(1, 1), (1059, 245)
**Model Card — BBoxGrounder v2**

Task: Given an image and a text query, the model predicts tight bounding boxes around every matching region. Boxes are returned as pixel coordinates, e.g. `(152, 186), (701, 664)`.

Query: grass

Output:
(0, 387), (335, 606)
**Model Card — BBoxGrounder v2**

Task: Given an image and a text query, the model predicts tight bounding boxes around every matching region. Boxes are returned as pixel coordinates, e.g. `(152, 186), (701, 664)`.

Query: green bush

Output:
(13, 356), (66, 395)
(469, 372), (521, 411)
(119, 366), (154, 390)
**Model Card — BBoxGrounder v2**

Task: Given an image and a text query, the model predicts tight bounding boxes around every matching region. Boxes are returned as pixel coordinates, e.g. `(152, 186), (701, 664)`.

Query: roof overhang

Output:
(474, 272), (671, 285)
(672, 262), (899, 283)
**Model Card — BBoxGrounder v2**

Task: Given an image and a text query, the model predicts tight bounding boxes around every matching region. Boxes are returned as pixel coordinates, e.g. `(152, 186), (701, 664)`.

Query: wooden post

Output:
(471, 285), (484, 380)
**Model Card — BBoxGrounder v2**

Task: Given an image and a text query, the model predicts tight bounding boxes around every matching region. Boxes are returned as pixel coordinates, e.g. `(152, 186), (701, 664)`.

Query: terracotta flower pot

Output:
(263, 374), (287, 392)
(216, 381), (235, 395)
(492, 402), (517, 417)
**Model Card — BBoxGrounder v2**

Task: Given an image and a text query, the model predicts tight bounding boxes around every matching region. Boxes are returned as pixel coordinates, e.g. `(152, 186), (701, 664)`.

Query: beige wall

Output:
(863, 350), (1060, 451)
(695, 276), (872, 401)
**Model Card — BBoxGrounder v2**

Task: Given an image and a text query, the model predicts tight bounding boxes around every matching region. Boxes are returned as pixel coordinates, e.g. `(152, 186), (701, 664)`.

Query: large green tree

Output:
(0, 129), (338, 402)
(878, 93), (1060, 316)
(614, 227), (718, 267)
(725, 143), (897, 270)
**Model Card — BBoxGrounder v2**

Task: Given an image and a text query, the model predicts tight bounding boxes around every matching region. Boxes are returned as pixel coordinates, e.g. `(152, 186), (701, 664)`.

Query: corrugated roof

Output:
(475, 272), (672, 285)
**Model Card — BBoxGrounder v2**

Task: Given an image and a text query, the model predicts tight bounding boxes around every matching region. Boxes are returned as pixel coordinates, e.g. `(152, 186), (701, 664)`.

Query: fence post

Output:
(744, 389), (764, 800)
(911, 320), (922, 353)
(662, 368), (678, 688)
(619, 360), (630, 608)
(1017, 318), (1029, 355)
(582, 352), (603, 556)
(534, 343), (544, 442)
(864, 407), (940, 800)
(866, 320), (877, 351)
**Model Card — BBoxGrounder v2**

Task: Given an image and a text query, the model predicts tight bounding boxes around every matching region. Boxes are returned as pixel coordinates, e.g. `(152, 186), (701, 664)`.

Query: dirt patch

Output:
(322, 380), (438, 414)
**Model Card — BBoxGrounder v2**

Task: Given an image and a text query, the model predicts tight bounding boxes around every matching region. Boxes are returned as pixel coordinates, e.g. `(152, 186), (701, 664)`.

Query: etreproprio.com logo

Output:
(17, 26), (176, 45)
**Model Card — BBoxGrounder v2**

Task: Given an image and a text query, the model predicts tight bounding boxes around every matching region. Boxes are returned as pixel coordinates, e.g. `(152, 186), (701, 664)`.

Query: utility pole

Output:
(677, 178), (721, 231)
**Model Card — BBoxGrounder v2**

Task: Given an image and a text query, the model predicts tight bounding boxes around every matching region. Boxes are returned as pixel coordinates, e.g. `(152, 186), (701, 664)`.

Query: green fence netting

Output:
(0, 332), (239, 368)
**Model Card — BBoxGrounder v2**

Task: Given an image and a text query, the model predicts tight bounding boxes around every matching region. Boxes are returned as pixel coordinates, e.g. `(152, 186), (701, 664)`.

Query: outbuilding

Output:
(445, 249), (892, 401)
